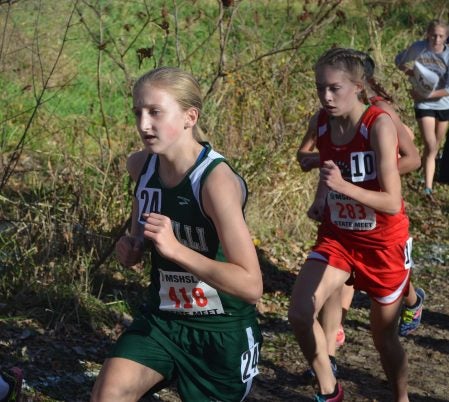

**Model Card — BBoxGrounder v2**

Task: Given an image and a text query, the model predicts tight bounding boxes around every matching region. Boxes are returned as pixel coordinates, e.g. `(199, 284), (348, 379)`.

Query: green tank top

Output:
(134, 142), (258, 329)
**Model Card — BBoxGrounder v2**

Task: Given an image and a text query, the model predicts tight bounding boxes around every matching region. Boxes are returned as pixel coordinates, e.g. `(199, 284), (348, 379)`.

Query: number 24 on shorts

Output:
(241, 343), (260, 383)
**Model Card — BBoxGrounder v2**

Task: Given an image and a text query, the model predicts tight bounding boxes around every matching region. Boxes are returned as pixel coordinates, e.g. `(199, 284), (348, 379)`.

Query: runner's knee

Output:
(288, 304), (315, 333)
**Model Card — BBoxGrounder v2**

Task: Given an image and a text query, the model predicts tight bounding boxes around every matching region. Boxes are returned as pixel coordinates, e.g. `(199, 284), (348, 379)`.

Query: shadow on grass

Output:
(421, 309), (449, 331)
(340, 364), (448, 402)
(256, 246), (297, 294)
(249, 359), (317, 402)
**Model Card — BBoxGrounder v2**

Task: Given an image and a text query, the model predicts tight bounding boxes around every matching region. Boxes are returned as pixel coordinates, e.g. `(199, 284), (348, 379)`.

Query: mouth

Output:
(142, 133), (157, 141)
(324, 105), (337, 112)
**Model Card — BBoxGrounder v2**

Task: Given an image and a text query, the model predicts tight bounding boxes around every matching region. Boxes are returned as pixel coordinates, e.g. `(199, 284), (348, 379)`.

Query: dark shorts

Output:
(415, 108), (449, 121)
(109, 314), (262, 402)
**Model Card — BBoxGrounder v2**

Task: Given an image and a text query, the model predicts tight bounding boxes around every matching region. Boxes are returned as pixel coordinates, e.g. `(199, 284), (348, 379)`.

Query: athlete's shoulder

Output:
(360, 106), (393, 138)
(369, 95), (386, 105)
(373, 99), (399, 120)
(201, 155), (240, 190)
(367, 104), (387, 114)
(306, 110), (321, 130)
(369, 110), (395, 138)
(201, 152), (246, 209)
(315, 109), (330, 137)
(127, 149), (151, 181)
(203, 144), (225, 162)
(365, 104), (390, 121)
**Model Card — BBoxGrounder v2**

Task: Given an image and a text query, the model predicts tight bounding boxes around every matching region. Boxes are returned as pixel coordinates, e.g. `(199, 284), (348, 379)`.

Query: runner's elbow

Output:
(412, 158), (421, 171)
(245, 280), (263, 305)
(385, 201), (402, 215)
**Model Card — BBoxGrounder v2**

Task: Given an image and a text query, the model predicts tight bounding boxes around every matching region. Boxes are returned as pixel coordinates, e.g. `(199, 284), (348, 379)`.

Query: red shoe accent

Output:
(336, 324), (345, 348)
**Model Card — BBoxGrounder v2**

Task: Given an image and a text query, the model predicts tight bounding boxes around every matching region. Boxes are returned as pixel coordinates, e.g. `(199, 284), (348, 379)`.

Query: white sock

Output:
(0, 374), (10, 399)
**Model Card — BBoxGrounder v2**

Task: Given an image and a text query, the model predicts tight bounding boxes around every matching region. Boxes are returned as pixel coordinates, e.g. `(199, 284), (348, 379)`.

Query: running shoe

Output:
(298, 358), (338, 385)
(314, 383), (344, 401)
(399, 287), (425, 336)
(423, 188), (436, 203)
(336, 324), (345, 348)
(0, 367), (23, 402)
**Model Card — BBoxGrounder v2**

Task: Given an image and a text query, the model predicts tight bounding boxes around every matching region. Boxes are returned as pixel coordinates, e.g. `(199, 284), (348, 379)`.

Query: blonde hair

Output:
(133, 67), (206, 141)
(314, 47), (368, 103)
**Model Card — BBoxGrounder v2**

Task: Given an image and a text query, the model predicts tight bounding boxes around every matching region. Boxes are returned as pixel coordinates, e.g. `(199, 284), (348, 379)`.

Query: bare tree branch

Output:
(95, 2), (111, 154)
(204, 0), (343, 99)
(172, 0), (181, 66)
(0, 0), (80, 191)
(205, 0), (241, 98)
(76, 0), (157, 89)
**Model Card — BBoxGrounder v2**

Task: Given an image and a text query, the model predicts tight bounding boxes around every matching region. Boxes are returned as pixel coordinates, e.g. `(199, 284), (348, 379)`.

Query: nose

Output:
(322, 88), (333, 102)
(137, 111), (151, 133)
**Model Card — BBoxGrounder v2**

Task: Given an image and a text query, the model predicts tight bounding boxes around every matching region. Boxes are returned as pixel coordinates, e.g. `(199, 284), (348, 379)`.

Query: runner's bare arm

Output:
(375, 100), (420, 175)
(115, 150), (148, 266)
(297, 112), (320, 171)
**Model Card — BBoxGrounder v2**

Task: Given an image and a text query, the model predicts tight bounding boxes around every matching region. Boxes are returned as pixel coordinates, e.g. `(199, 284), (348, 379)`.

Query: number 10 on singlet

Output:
(351, 151), (376, 182)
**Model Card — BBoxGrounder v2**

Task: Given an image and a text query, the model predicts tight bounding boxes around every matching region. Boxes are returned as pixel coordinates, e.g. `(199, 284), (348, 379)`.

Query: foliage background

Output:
(1, 1), (449, 400)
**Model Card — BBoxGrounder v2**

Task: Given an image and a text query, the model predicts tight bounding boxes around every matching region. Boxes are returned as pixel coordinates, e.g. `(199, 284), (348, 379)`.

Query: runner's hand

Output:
(142, 213), (180, 260)
(320, 160), (344, 192)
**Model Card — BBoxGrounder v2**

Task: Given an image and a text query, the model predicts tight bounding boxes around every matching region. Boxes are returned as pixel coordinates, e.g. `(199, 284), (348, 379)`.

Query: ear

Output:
(184, 107), (199, 129)
(354, 81), (364, 94)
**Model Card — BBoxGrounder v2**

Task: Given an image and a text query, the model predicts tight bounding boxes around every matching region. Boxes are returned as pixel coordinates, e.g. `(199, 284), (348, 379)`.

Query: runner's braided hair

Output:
(350, 50), (394, 103)
(314, 47), (369, 104)
(315, 47), (394, 103)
